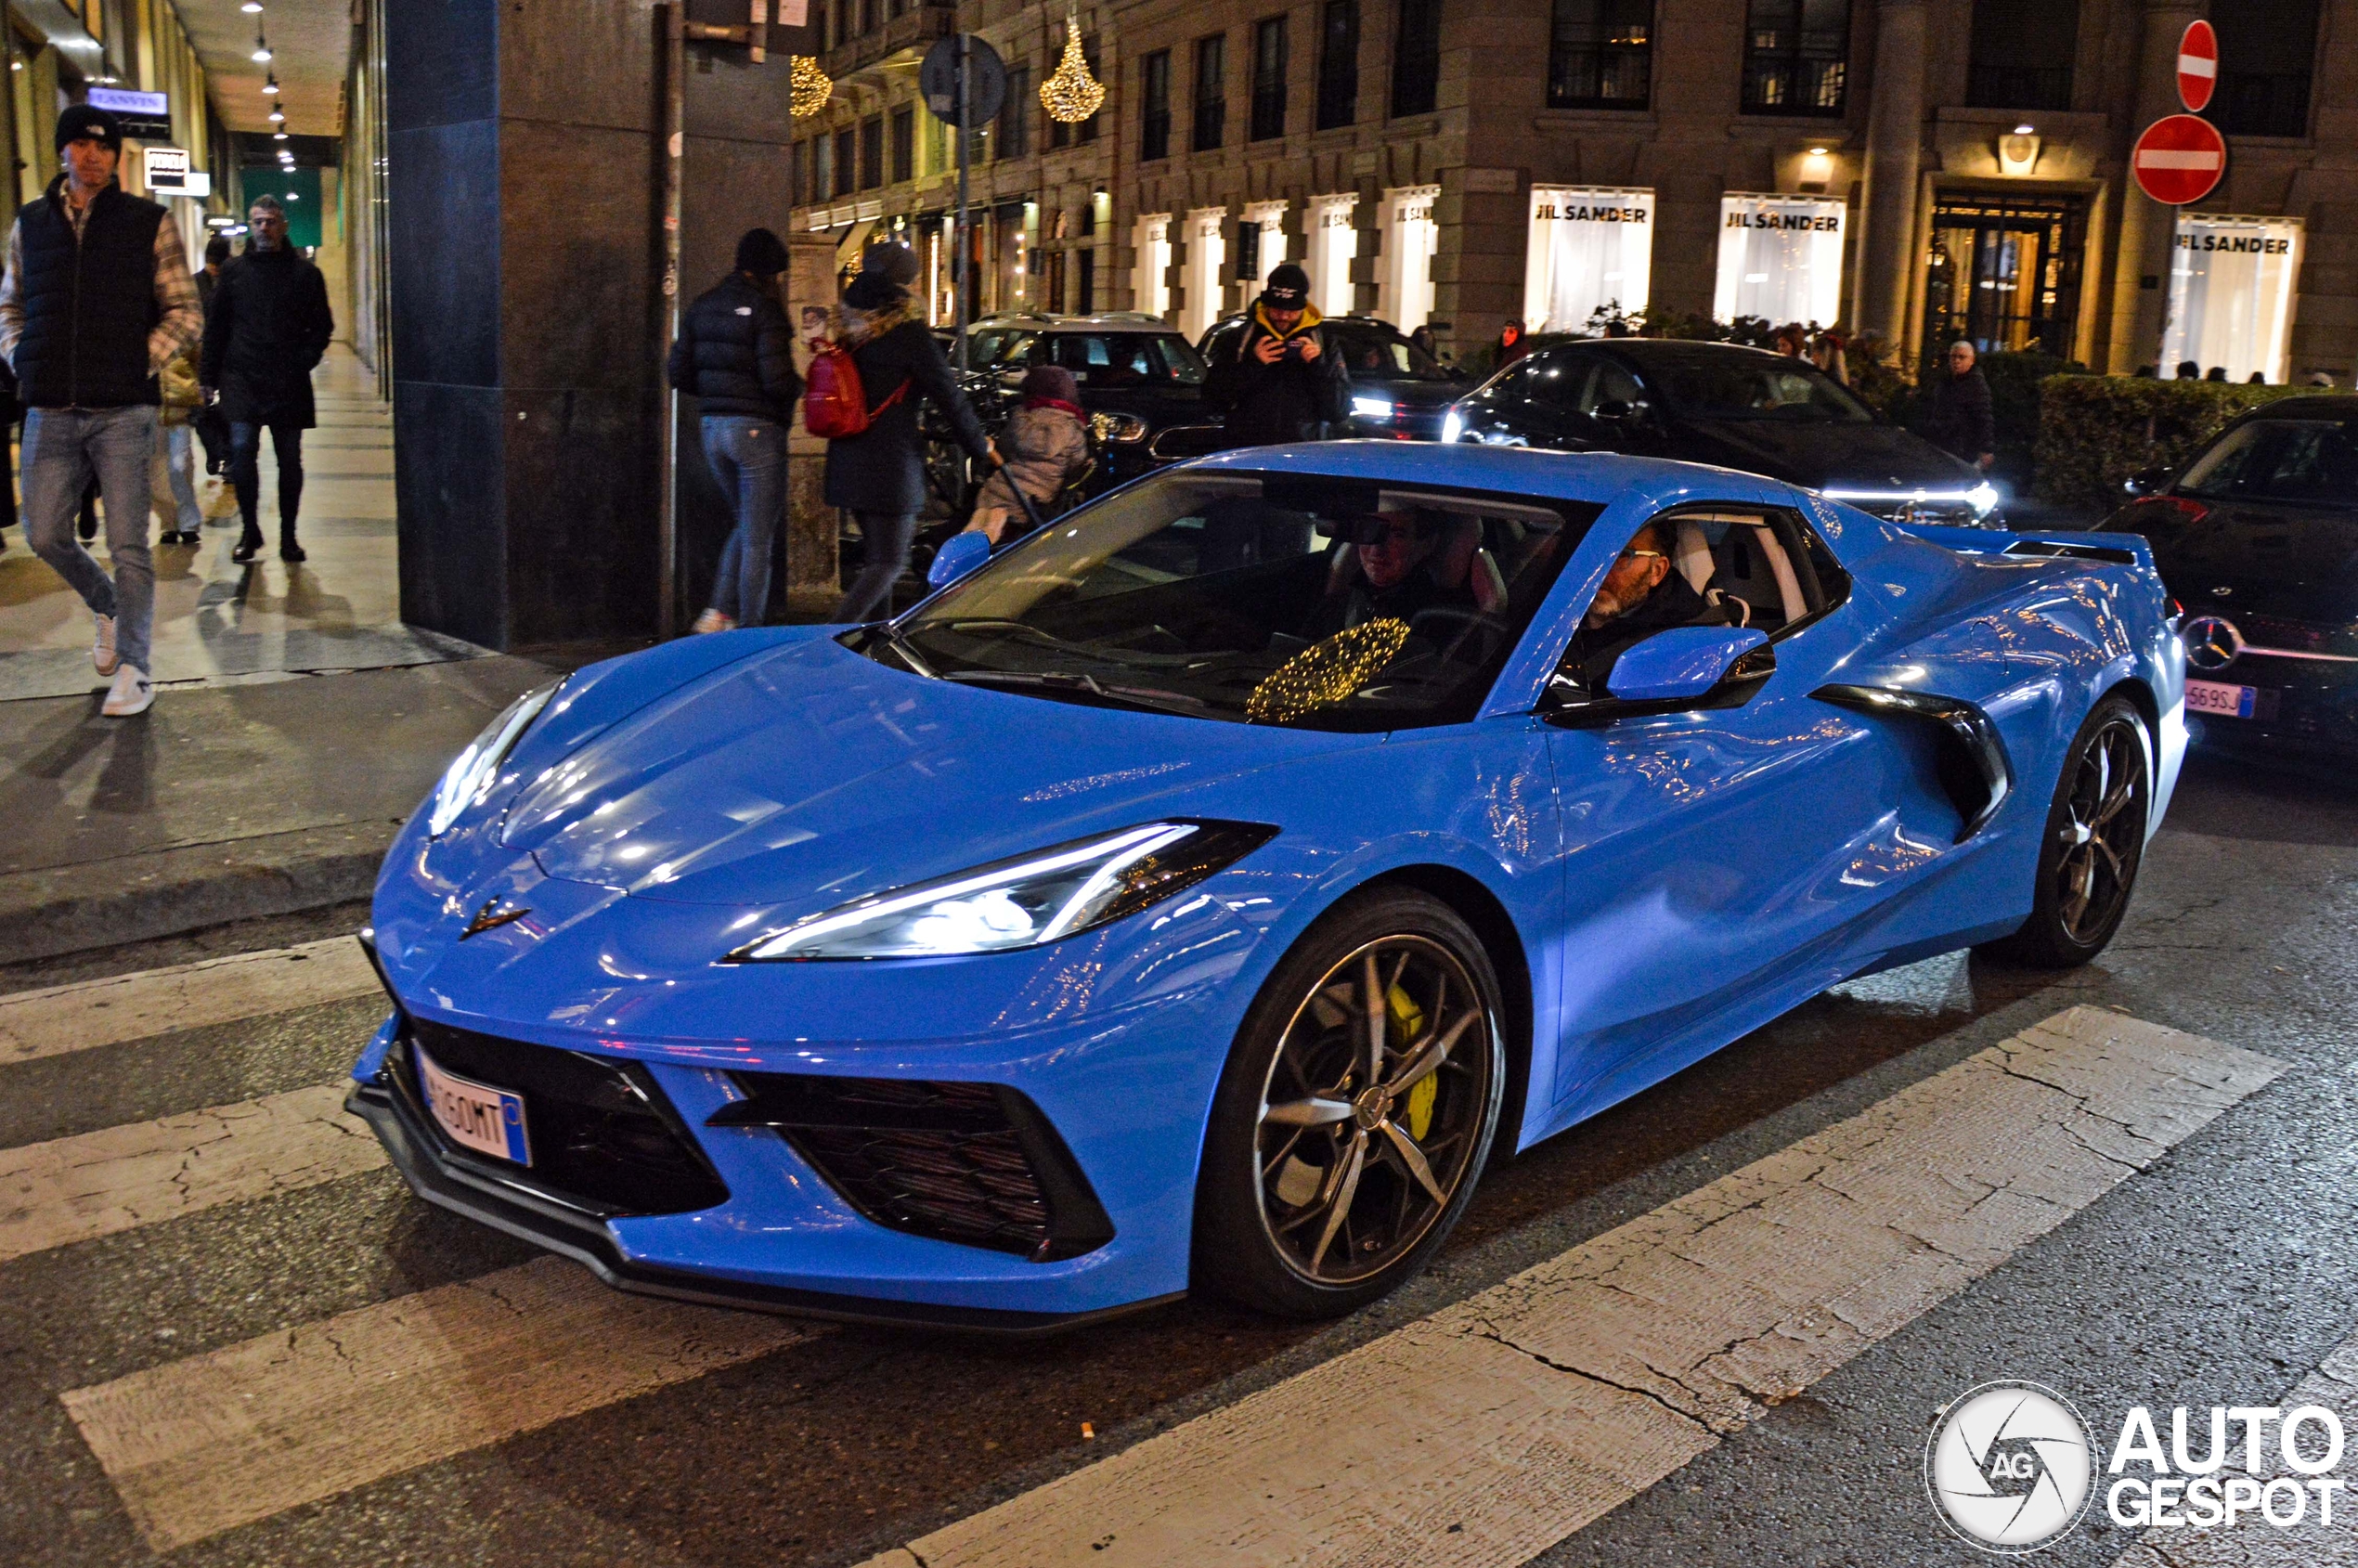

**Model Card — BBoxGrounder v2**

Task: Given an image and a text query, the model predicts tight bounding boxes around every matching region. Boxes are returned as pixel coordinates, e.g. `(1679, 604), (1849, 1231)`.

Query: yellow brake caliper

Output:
(1387, 984), (1436, 1140)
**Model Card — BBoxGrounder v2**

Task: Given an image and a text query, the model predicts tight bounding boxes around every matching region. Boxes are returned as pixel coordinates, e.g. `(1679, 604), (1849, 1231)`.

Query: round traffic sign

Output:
(2177, 19), (2218, 113)
(920, 35), (1007, 127)
(2132, 113), (2226, 206)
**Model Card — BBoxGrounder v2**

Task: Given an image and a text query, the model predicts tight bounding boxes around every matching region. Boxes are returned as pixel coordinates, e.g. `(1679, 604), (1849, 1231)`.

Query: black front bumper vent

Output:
(707, 1075), (1114, 1263)
(395, 1020), (731, 1218)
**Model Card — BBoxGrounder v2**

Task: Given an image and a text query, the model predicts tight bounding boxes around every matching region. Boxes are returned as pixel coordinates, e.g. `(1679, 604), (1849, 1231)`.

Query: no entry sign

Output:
(2177, 19), (2218, 113)
(2133, 113), (2226, 206)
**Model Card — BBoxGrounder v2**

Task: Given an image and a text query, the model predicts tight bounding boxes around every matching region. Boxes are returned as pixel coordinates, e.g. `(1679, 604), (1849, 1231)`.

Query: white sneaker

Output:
(101, 664), (152, 717)
(92, 614), (118, 676)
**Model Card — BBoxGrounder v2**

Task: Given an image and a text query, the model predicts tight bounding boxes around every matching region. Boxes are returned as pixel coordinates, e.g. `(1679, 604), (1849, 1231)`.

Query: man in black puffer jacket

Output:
(668, 227), (803, 630)
(1202, 263), (1348, 447)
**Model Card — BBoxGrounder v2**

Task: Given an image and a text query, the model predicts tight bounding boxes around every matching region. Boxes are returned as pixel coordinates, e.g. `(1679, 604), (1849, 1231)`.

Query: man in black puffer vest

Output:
(0, 107), (202, 717)
(667, 227), (803, 631)
(201, 195), (333, 564)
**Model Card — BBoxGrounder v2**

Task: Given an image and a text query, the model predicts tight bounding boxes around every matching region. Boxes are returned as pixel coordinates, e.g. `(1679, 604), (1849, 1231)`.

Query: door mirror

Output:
(2121, 466), (2171, 499)
(927, 529), (992, 588)
(1606, 626), (1770, 703)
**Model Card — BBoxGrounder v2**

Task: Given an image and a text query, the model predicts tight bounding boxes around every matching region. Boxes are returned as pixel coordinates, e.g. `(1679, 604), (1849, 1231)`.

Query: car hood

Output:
(498, 635), (1366, 907)
(1675, 419), (1977, 492)
(2128, 497), (2358, 623)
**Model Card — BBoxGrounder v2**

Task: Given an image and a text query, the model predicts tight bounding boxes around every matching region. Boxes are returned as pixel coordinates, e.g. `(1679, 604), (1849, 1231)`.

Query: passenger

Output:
(1301, 511), (1480, 641)
(1558, 522), (1743, 693)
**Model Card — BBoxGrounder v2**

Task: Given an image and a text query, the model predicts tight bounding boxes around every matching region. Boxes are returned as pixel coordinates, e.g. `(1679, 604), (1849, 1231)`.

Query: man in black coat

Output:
(1913, 339), (1996, 472)
(669, 227), (804, 631)
(1202, 264), (1347, 447)
(823, 242), (995, 623)
(201, 195), (333, 564)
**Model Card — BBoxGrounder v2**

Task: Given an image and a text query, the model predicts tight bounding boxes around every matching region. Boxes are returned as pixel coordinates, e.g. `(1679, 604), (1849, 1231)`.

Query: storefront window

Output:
(1522, 186), (1653, 333)
(1547, 0), (1652, 110)
(1378, 185), (1438, 331)
(1713, 193), (1844, 327)
(2162, 214), (2302, 385)
(1183, 209), (1228, 338)
(1307, 193), (1358, 317)
(1134, 214), (1173, 318)
(1740, 0), (1848, 116)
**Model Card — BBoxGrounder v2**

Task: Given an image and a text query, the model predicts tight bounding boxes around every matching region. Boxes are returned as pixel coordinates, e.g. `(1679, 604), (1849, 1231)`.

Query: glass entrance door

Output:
(1922, 194), (2088, 359)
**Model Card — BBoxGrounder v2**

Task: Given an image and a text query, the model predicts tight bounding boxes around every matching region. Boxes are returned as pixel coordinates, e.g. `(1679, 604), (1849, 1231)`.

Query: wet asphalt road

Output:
(0, 740), (2352, 1568)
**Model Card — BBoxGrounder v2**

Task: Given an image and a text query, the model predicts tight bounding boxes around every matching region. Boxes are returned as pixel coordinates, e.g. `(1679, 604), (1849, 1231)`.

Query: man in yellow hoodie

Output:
(1203, 263), (1348, 447)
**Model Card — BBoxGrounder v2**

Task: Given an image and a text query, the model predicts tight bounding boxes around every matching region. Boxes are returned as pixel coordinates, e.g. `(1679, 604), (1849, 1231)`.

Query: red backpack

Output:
(803, 341), (908, 439)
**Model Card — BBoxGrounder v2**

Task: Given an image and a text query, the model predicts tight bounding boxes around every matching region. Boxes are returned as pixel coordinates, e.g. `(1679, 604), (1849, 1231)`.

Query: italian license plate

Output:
(416, 1045), (531, 1165)
(2185, 679), (2260, 719)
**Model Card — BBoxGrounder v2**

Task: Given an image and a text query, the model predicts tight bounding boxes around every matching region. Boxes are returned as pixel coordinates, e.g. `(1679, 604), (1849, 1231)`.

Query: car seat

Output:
(1671, 514), (1807, 628)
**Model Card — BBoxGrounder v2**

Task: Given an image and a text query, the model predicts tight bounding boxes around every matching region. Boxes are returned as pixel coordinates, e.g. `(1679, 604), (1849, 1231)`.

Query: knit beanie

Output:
(1019, 364), (1080, 405)
(56, 105), (121, 155)
(862, 243), (921, 286)
(1260, 263), (1311, 310)
(734, 227), (789, 278)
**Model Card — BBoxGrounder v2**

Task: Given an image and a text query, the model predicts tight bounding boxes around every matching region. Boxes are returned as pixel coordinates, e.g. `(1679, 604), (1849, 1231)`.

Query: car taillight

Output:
(2149, 495), (2209, 524)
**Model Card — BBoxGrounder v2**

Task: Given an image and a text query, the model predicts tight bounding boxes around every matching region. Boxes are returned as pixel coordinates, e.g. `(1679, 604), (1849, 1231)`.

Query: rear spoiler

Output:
(1892, 520), (2156, 574)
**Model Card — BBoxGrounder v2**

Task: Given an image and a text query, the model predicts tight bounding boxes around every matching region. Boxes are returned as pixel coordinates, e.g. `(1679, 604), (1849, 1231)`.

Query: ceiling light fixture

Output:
(241, 1), (263, 11)
(267, 108), (284, 123)
(252, 37), (272, 63)
(274, 130), (288, 140)
(261, 73), (279, 95)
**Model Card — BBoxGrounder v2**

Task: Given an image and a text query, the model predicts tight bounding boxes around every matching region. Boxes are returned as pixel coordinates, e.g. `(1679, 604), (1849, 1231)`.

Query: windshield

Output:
(2177, 419), (2358, 504)
(1652, 356), (1873, 422)
(1326, 326), (1455, 382)
(865, 471), (1598, 730)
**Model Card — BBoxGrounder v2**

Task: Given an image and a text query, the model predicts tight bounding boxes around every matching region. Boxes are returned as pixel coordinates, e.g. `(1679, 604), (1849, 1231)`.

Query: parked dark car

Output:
(1445, 339), (2002, 525)
(1197, 313), (1468, 440)
(2103, 395), (2358, 755)
(953, 312), (1210, 495)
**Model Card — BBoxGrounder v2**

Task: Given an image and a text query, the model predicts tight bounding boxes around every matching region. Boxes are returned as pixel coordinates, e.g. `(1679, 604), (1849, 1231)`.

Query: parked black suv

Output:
(1197, 313), (1468, 441)
(1446, 339), (2001, 525)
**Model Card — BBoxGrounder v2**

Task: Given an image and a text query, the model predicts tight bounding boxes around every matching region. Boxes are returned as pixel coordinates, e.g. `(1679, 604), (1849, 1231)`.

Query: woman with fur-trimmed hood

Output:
(823, 243), (996, 623)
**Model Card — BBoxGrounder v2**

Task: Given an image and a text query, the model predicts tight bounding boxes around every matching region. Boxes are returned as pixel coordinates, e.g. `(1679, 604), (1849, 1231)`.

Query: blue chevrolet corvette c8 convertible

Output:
(349, 443), (2186, 1330)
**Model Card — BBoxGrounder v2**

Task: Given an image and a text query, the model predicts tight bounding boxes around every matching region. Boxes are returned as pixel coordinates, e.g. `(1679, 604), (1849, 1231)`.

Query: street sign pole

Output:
(955, 32), (971, 369)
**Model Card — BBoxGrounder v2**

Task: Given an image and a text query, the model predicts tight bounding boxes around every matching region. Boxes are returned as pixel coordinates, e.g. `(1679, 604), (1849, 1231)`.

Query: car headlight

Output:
(728, 820), (1276, 961)
(1090, 411), (1149, 444)
(1966, 481), (2002, 517)
(424, 680), (562, 837)
(1441, 409), (1464, 444)
(1351, 395), (1395, 420)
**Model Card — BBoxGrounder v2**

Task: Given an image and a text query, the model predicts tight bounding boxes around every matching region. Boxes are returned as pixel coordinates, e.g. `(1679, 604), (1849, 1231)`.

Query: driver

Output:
(1558, 522), (1743, 692)
(1301, 511), (1479, 641)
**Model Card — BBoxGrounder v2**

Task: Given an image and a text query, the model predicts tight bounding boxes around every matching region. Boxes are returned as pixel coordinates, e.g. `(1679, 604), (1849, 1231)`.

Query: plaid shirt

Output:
(0, 181), (205, 376)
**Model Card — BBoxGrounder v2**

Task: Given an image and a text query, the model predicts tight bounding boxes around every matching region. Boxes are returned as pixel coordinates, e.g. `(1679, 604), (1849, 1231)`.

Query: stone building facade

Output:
(792, 0), (2356, 383)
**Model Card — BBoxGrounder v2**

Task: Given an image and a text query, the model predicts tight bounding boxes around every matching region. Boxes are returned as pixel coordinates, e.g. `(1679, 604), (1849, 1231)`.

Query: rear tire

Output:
(1980, 694), (2151, 968)
(1193, 888), (1505, 1319)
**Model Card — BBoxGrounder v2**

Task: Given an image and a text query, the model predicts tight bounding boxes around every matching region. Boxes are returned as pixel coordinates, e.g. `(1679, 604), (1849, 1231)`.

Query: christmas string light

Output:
(1039, 10), (1103, 123)
(1245, 619), (1411, 725)
(789, 55), (833, 117)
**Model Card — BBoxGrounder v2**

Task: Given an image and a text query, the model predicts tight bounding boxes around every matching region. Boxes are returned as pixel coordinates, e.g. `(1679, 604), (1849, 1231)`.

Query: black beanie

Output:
(1260, 263), (1311, 309)
(56, 105), (121, 155)
(735, 227), (789, 278)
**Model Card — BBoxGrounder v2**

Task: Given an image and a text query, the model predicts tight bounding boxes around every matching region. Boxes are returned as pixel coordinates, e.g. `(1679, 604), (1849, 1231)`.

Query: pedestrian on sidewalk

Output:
(963, 364), (1089, 547)
(151, 346), (203, 545)
(823, 242), (996, 625)
(669, 227), (803, 634)
(201, 195), (333, 565)
(1202, 264), (1348, 447)
(195, 234), (235, 519)
(0, 105), (204, 718)
(1911, 339), (1996, 473)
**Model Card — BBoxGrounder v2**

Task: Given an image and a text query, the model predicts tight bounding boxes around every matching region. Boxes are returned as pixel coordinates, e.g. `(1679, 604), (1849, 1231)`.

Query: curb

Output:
(0, 821), (397, 967)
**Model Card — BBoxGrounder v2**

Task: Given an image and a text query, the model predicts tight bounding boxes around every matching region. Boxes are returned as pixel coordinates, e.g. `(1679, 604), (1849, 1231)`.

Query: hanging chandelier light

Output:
(261, 72), (279, 96)
(252, 35), (272, 63)
(789, 55), (832, 117)
(1039, 10), (1102, 123)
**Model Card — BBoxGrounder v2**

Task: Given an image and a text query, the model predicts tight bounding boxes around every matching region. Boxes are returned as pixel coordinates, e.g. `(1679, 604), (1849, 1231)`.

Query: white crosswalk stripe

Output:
(61, 1254), (822, 1553)
(0, 1081), (385, 1263)
(854, 1007), (2281, 1568)
(0, 937), (379, 1065)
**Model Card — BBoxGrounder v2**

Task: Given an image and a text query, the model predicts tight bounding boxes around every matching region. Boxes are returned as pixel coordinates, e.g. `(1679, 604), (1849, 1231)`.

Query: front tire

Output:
(1194, 888), (1506, 1318)
(1982, 694), (2151, 967)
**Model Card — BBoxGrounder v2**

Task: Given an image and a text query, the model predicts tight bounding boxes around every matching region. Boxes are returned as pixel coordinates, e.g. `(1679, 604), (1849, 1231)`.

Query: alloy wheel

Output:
(2054, 713), (2147, 945)
(1252, 936), (1496, 1286)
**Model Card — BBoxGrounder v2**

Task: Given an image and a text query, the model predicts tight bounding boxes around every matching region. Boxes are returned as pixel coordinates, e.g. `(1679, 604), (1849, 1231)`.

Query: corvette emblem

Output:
(460, 898), (532, 939)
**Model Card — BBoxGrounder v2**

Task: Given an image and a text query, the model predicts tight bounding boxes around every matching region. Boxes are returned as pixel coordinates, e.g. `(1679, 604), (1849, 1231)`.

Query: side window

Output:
(1204, 323), (1246, 364)
(1527, 352), (1594, 411)
(1484, 361), (1532, 401)
(1582, 359), (1644, 415)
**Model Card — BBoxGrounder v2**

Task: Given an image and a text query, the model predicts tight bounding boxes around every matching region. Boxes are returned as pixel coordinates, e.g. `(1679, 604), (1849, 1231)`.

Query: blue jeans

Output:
(152, 423), (201, 533)
(23, 406), (156, 675)
(702, 416), (784, 626)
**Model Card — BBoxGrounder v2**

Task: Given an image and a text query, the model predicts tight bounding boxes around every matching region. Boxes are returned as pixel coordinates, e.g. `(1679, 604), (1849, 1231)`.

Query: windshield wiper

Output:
(939, 668), (1223, 720)
(865, 622), (938, 679)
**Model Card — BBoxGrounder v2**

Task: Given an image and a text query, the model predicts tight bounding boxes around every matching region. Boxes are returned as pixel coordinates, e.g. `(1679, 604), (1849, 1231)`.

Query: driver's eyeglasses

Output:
(1616, 549), (1666, 564)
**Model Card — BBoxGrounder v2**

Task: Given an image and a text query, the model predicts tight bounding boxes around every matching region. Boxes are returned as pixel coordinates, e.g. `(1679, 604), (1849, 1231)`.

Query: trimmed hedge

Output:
(2032, 376), (2317, 511)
